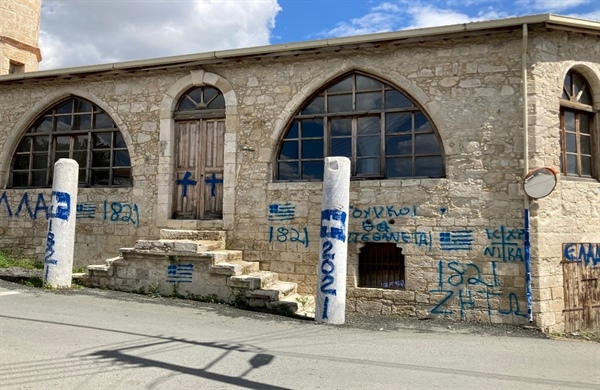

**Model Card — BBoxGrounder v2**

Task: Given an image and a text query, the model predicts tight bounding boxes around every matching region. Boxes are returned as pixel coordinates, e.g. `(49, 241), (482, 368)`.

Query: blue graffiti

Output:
(563, 243), (600, 267)
(439, 230), (473, 251)
(176, 171), (197, 198)
(49, 191), (71, 220)
(204, 173), (223, 198)
(268, 203), (295, 221)
(1, 192), (139, 226)
(350, 205), (417, 219)
(321, 209), (347, 242)
(268, 226), (309, 248)
(348, 231), (432, 250)
(102, 201), (140, 227)
(430, 260), (525, 319)
(166, 263), (193, 283)
(484, 226), (524, 262)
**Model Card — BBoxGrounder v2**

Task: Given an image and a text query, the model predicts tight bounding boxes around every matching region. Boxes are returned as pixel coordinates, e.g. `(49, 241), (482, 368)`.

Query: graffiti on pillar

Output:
(319, 209), (347, 319)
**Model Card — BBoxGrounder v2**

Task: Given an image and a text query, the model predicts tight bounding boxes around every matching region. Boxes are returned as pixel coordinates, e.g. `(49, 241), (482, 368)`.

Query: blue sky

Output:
(38, 0), (600, 70)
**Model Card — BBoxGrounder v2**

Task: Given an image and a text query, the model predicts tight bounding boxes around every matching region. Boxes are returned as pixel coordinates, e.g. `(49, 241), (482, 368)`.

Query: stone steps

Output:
(81, 229), (310, 318)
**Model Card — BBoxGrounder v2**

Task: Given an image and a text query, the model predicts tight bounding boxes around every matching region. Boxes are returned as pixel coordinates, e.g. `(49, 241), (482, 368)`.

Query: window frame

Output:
(559, 70), (597, 179)
(275, 72), (444, 181)
(9, 97), (132, 188)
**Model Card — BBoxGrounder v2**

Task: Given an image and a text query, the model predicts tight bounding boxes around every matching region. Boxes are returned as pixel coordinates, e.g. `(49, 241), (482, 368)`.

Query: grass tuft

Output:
(0, 251), (43, 270)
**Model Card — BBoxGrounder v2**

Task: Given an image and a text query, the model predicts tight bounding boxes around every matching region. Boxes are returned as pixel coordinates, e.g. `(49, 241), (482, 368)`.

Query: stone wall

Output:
(0, 27), (598, 329)
(0, 0), (41, 73)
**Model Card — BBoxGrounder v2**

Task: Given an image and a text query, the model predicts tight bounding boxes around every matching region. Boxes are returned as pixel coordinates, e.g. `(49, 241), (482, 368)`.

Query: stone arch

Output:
(156, 70), (238, 227)
(561, 63), (600, 110)
(0, 88), (133, 187)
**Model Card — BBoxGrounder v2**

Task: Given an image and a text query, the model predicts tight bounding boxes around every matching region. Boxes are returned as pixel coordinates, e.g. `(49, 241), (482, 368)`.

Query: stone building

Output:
(0, 13), (598, 333)
(0, 0), (41, 74)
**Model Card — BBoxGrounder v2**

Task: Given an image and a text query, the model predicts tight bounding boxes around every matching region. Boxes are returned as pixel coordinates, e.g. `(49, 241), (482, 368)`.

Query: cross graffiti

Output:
(176, 171), (197, 198)
(204, 173), (223, 197)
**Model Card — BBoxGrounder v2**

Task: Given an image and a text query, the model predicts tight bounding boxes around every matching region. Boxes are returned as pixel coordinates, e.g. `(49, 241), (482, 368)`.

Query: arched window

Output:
(276, 72), (444, 181)
(560, 70), (596, 178)
(10, 97), (131, 188)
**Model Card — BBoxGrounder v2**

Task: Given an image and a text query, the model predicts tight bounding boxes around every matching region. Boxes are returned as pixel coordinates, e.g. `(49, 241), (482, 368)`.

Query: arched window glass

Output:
(560, 70), (596, 178)
(10, 97), (132, 188)
(276, 73), (444, 180)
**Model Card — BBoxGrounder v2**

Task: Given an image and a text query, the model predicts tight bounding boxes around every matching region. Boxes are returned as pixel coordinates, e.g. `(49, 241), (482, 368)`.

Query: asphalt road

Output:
(0, 281), (599, 390)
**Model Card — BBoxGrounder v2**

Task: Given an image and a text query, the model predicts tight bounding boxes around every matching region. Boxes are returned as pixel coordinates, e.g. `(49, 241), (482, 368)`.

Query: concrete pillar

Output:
(43, 159), (78, 288)
(315, 157), (350, 324)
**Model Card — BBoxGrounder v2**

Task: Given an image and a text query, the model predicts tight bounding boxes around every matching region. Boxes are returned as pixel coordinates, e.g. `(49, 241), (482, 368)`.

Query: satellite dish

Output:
(523, 167), (558, 199)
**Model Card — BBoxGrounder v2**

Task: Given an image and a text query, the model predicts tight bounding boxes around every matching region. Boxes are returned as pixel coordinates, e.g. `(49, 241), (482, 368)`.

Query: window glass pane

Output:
(74, 135), (88, 150)
(93, 133), (112, 149)
(356, 92), (382, 111)
(302, 96), (325, 115)
(32, 171), (47, 186)
(55, 151), (69, 161)
(386, 135), (412, 155)
(74, 99), (93, 112)
(301, 140), (324, 159)
(330, 118), (351, 136)
(78, 169), (87, 184)
(91, 170), (110, 186)
(95, 113), (114, 128)
(12, 172), (28, 187)
(34, 117), (53, 133)
(204, 87), (219, 104)
(286, 122), (299, 139)
(280, 141), (298, 160)
(16, 138), (31, 152)
(330, 137), (352, 157)
(56, 100), (73, 114)
(566, 154), (577, 175)
(385, 90), (412, 109)
(415, 156), (444, 177)
(564, 72), (572, 97)
(73, 151), (87, 166)
(328, 76), (353, 93)
(113, 132), (126, 148)
(328, 94), (352, 113)
(356, 75), (381, 91)
(208, 93), (225, 109)
(579, 87), (592, 105)
(113, 168), (132, 185)
(581, 156), (592, 176)
(386, 158), (412, 177)
(357, 158), (379, 175)
(33, 137), (49, 152)
(301, 161), (324, 180)
(415, 133), (441, 155)
(358, 117), (379, 135)
(415, 112), (432, 132)
(579, 114), (590, 134)
(32, 153), (47, 169)
(56, 116), (72, 131)
(73, 114), (92, 130)
(580, 134), (591, 155)
(92, 151), (111, 167)
(14, 155), (29, 169)
(566, 133), (577, 153)
(113, 151), (131, 167)
(564, 111), (575, 131)
(187, 88), (202, 104)
(278, 162), (299, 180)
(56, 136), (70, 151)
(386, 113), (412, 133)
(357, 136), (380, 157)
(301, 119), (323, 138)
(178, 96), (196, 110)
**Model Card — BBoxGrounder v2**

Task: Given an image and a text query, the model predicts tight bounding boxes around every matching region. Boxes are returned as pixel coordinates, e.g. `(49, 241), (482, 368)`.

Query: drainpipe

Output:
(522, 24), (533, 323)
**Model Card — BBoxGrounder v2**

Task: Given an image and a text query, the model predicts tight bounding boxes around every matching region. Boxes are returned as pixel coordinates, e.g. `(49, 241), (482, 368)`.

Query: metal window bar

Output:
(359, 243), (405, 289)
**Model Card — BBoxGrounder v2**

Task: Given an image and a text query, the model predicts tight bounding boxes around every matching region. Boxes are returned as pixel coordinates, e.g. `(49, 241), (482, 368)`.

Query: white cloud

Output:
(524, 0), (594, 12)
(39, 0), (281, 70)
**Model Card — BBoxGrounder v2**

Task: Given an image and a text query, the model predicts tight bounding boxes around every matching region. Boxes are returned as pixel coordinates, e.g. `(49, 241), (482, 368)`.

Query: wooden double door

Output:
(173, 119), (224, 220)
(562, 251), (599, 332)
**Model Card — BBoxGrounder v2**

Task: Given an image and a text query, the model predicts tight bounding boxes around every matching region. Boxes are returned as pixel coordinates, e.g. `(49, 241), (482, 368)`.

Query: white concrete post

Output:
(315, 157), (350, 324)
(43, 159), (78, 288)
